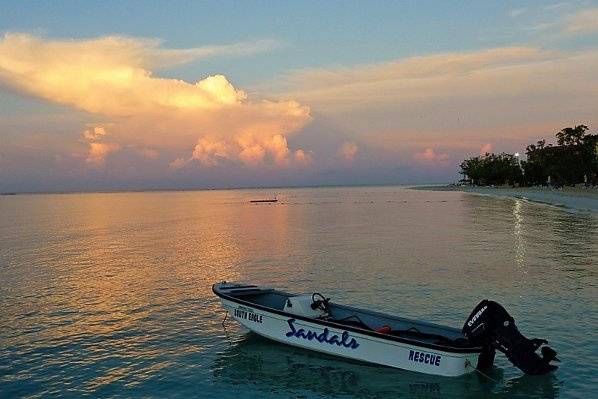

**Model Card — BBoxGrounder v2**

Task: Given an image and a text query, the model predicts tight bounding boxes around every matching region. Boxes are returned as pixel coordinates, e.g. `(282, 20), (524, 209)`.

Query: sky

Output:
(1, 1), (598, 192)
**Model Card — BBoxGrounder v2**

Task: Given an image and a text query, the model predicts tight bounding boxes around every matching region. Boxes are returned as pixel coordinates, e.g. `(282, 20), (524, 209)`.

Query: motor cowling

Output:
(462, 300), (559, 375)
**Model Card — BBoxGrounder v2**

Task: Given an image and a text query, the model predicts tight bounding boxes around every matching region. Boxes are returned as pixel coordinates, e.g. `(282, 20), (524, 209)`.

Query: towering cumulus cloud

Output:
(0, 33), (311, 167)
(81, 126), (121, 165)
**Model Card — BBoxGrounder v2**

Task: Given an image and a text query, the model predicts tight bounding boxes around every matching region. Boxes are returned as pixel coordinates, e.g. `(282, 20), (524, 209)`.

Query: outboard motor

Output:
(463, 300), (559, 375)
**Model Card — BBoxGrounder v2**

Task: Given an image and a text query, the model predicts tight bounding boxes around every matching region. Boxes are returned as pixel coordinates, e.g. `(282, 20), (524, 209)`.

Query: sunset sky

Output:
(1, 1), (598, 192)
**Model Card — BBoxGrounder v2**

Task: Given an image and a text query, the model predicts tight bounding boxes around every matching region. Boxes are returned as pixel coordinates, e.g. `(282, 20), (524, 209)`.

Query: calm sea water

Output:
(1, 187), (596, 398)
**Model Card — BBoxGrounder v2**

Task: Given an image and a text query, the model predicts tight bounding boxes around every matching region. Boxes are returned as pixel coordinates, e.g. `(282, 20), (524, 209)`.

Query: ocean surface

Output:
(1, 186), (596, 398)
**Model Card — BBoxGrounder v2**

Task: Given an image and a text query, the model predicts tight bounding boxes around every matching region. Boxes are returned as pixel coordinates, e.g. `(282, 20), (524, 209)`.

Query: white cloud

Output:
(0, 33), (311, 169)
(510, 8), (527, 18)
(523, 21), (562, 31)
(272, 45), (598, 121)
(274, 47), (558, 111)
(264, 45), (598, 164)
(544, 2), (573, 11)
(564, 7), (598, 33)
(148, 38), (281, 69)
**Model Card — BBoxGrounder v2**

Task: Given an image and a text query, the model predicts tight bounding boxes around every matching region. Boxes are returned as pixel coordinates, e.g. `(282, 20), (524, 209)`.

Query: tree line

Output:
(460, 125), (598, 187)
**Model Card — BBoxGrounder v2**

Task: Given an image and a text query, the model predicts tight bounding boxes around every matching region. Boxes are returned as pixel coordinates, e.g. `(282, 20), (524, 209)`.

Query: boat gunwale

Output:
(212, 283), (482, 354)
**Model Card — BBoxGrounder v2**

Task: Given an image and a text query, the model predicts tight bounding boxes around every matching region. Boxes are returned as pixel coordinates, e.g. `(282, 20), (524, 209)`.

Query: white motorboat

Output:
(213, 282), (558, 377)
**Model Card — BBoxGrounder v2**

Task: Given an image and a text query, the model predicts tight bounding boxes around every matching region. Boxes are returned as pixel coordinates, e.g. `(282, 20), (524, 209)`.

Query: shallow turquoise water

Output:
(0, 187), (596, 398)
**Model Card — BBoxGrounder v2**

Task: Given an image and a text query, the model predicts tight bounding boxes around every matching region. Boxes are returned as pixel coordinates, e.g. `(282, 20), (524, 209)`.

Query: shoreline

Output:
(411, 185), (598, 213)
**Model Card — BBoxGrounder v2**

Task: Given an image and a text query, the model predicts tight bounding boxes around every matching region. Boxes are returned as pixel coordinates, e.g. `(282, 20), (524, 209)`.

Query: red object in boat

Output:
(376, 325), (391, 334)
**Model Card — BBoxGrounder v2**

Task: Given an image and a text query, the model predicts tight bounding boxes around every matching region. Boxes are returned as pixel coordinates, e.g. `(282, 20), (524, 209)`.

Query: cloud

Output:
(191, 137), (230, 166)
(140, 148), (160, 159)
(293, 149), (313, 165)
(564, 7), (598, 33)
(267, 45), (598, 160)
(86, 142), (120, 165)
(544, 2), (571, 11)
(169, 157), (186, 170)
(81, 126), (120, 165)
(148, 39), (281, 68)
(0, 33), (258, 115)
(414, 148), (449, 164)
(523, 21), (562, 32)
(278, 47), (553, 91)
(0, 33), (310, 168)
(82, 126), (107, 141)
(270, 47), (567, 115)
(3, 32), (598, 188)
(338, 141), (358, 161)
(236, 131), (291, 166)
(174, 130), (312, 168)
(509, 8), (527, 18)
(520, 5), (598, 35)
(480, 143), (493, 155)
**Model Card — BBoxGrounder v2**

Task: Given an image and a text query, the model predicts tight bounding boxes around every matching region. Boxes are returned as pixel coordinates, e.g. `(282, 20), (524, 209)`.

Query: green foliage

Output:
(524, 125), (598, 186)
(556, 125), (589, 146)
(459, 125), (598, 187)
(460, 153), (522, 186)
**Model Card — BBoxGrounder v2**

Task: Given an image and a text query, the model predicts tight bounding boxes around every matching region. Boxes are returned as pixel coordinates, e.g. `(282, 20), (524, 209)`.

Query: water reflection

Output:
(551, 211), (598, 264)
(0, 188), (592, 397)
(512, 199), (528, 287)
(459, 193), (597, 297)
(213, 333), (559, 399)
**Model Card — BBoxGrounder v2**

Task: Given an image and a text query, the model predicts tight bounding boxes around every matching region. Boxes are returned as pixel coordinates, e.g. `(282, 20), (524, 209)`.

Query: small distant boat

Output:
(250, 198), (278, 203)
(213, 282), (558, 377)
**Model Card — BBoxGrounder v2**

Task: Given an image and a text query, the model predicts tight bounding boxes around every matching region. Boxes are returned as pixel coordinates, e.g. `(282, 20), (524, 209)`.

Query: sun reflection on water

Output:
(512, 199), (527, 280)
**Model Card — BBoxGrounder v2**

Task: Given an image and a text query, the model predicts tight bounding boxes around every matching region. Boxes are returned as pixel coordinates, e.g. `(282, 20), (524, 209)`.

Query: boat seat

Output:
(330, 316), (373, 331)
(331, 314), (471, 348)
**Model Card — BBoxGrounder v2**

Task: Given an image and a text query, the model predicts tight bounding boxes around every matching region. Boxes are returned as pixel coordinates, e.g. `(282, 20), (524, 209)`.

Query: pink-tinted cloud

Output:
(293, 149), (313, 165)
(274, 47), (555, 104)
(480, 143), (493, 155)
(168, 157), (186, 170)
(140, 148), (160, 159)
(3, 33), (598, 189)
(81, 126), (120, 165)
(414, 148), (449, 164)
(338, 141), (359, 161)
(82, 126), (107, 141)
(191, 138), (230, 166)
(0, 33), (311, 169)
(267, 45), (598, 165)
(565, 7), (598, 34)
(86, 142), (120, 165)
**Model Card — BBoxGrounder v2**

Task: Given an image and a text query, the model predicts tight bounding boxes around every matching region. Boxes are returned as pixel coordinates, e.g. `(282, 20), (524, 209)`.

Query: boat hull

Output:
(219, 298), (480, 377)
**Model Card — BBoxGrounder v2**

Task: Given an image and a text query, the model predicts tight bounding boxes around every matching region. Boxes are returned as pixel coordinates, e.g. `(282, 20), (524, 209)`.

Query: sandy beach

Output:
(412, 185), (598, 213)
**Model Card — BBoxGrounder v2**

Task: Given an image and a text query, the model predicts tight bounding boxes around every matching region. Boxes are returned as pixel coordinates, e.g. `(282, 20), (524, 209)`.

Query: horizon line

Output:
(0, 182), (452, 196)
